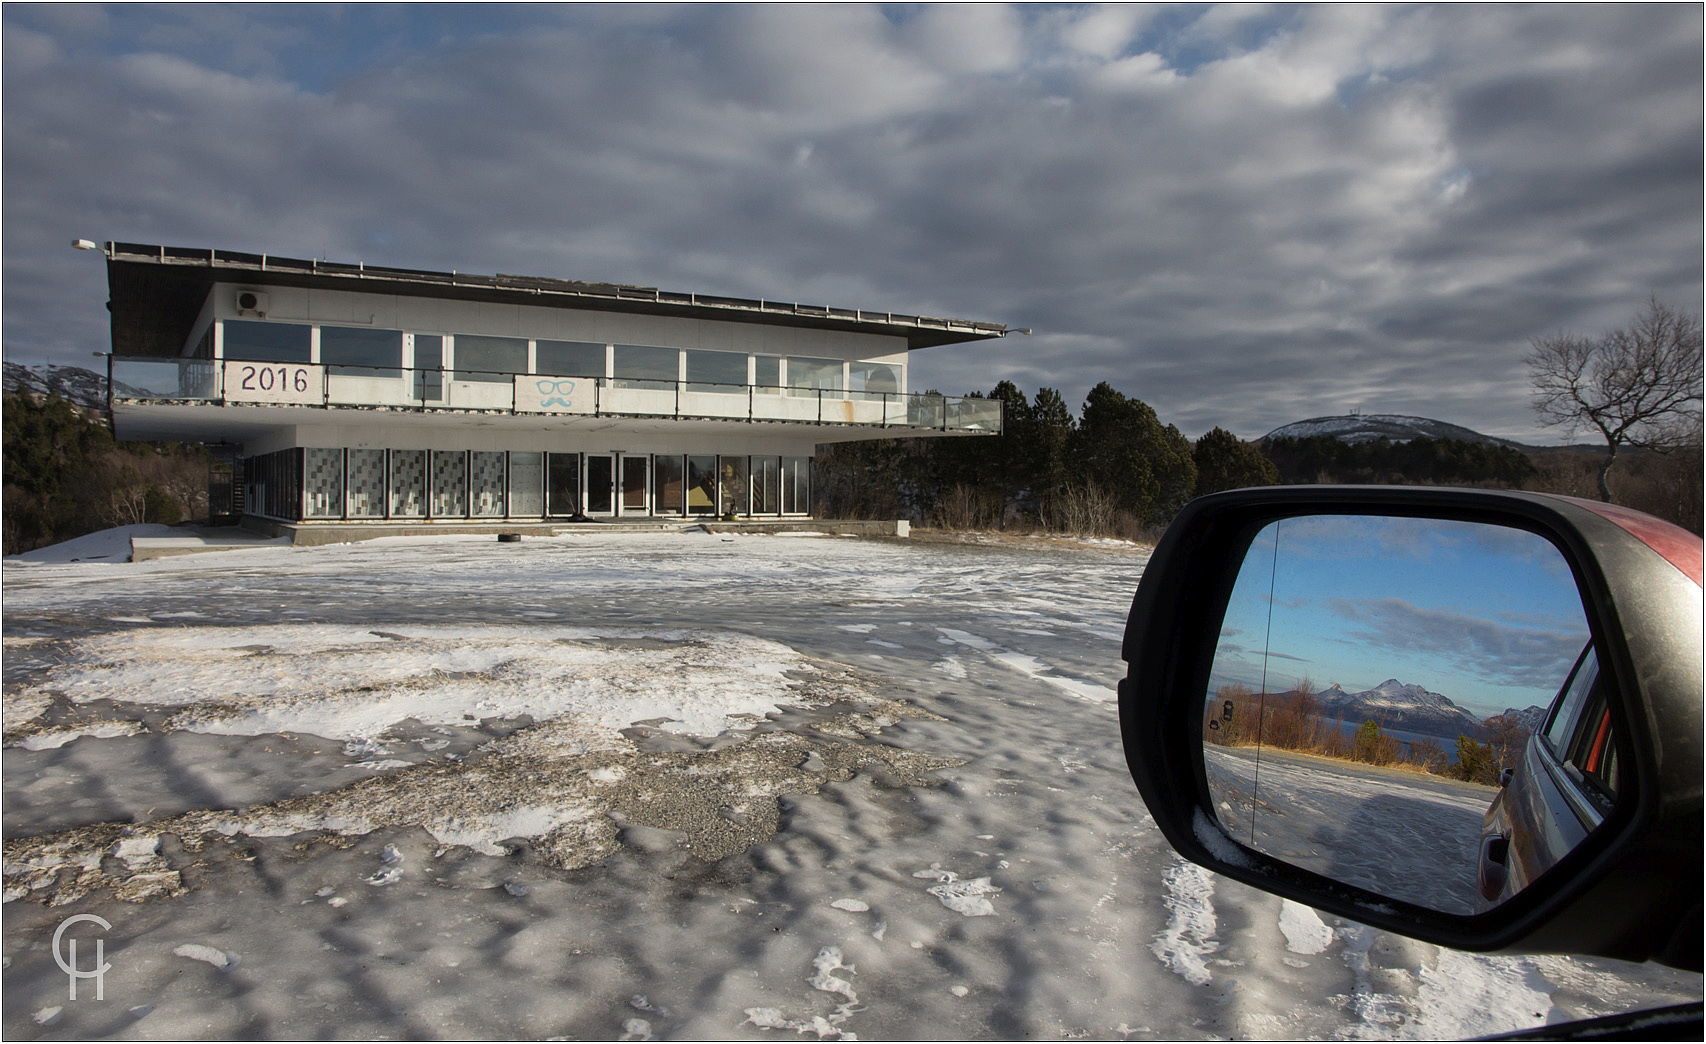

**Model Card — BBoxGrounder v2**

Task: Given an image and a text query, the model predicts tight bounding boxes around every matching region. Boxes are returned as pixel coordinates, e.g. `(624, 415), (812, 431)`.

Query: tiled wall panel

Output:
(510, 452), (544, 517)
(346, 449), (386, 518)
(471, 451), (506, 517)
(305, 448), (343, 518)
(431, 450), (466, 517)
(389, 450), (426, 517)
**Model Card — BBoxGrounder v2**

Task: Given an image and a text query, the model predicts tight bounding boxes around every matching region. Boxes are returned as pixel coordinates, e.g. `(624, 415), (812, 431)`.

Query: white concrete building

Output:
(100, 243), (1007, 529)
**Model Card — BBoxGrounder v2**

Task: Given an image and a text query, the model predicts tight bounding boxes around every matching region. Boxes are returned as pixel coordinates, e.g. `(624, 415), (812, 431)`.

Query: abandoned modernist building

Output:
(99, 243), (1007, 525)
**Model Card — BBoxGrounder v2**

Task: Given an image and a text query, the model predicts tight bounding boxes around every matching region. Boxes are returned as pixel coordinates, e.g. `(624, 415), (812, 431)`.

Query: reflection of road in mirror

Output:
(1205, 745), (1496, 915)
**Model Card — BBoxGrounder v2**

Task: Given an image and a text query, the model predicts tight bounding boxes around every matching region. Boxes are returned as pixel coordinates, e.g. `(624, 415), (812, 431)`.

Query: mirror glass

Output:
(1203, 515), (1607, 915)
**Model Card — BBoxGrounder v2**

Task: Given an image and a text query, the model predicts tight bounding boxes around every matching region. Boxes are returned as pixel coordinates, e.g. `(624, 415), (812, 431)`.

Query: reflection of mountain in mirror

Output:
(1200, 514), (1596, 916)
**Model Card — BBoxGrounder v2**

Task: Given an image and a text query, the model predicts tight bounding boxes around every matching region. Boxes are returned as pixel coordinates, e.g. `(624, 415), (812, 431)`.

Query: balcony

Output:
(108, 357), (1003, 433)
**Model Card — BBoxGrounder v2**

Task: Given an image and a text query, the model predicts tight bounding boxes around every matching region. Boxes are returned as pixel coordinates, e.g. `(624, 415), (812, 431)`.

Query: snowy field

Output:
(3, 529), (1699, 1040)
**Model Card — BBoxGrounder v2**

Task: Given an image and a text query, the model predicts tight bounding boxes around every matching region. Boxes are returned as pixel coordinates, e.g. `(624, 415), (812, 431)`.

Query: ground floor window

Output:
(753, 456), (780, 515)
(654, 455), (684, 515)
(687, 456), (718, 515)
(782, 456), (810, 515)
(241, 448), (812, 522)
(547, 453), (581, 516)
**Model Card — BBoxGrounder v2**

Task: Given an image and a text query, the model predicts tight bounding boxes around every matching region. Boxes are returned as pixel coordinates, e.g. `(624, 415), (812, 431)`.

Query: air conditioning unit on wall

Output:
(235, 289), (269, 317)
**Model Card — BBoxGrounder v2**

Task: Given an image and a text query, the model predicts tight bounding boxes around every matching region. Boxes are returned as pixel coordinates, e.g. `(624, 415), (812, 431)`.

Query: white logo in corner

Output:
(53, 914), (112, 1001)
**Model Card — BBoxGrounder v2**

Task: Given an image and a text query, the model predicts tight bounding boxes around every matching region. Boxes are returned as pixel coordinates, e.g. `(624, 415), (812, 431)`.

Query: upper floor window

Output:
(787, 357), (842, 396)
(322, 327), (403, 378)
(850, 361), (902, 399)
(613, 344), (678, 388)
(754, 356), (782, 393)
(455, 335), (527, 384)
(685, 349), (748, 392)
(224, 320), (310, 363)
(537, 340), (607, 378)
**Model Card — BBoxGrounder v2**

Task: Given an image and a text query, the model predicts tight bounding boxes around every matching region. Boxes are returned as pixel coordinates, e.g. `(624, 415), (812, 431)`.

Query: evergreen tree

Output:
(1071, 382), (1196, 526)
(1193, 427), (1280, 495)
(2, 390), (206, 554)
(1026, 387), (1075, 509)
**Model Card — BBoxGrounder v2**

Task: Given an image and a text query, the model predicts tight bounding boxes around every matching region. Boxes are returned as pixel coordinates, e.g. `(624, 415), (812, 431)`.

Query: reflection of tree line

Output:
(1206, 683), (1529, 785)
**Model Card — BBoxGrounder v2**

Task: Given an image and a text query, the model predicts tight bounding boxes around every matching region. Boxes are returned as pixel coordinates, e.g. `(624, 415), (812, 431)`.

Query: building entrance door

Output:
(620, 455), (649, 516)
(546, 452), (580, 518)
(585, 454), (616, 515)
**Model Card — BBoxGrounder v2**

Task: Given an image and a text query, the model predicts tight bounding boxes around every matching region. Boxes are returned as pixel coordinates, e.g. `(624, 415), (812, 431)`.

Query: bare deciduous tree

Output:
(1527, 296), (1704, 502)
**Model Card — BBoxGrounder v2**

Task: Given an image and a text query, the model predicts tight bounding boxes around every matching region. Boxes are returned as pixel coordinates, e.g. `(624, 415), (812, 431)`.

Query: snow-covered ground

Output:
(3, 531), (1698, 1039)
(1205, 746), (1494, 915)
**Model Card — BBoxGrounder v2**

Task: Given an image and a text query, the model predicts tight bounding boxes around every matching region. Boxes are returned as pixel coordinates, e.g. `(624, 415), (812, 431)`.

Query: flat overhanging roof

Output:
(102, 242), (1009, 358)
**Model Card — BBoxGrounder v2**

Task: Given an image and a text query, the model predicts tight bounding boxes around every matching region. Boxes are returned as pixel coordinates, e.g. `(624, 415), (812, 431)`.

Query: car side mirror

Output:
(1118, 487), (1702, 971)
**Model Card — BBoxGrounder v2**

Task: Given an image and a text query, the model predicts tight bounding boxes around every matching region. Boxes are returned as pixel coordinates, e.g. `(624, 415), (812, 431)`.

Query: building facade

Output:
(100, 244), (1007, 525)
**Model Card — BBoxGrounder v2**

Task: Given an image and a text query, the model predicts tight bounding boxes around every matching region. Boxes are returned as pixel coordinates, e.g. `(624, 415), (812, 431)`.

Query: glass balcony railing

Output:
(111, 358), (220, 400)
(106, 358), (1002, 433)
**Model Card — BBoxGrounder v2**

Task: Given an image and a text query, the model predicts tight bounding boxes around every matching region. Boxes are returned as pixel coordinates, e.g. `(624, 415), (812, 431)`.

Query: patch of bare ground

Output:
(3, 699), (957, 907)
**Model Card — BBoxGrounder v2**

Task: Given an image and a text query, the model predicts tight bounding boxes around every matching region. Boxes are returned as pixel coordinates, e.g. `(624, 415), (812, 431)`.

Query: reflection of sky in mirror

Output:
(1208, 516), (1591, 719)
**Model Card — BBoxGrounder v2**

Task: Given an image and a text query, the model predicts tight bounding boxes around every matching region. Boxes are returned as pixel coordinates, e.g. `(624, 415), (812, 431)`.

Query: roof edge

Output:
(103, 242), (1008, 351)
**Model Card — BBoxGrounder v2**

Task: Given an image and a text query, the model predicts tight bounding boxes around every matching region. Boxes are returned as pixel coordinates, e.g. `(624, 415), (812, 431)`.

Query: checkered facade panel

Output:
(509, 452), (545, 517)
(471, 451), (506, 517)
(389, 450), (426, 517)
(431, 451), (466, 517)
(346, 449), (386, 518)
(305, 448), (343, 518)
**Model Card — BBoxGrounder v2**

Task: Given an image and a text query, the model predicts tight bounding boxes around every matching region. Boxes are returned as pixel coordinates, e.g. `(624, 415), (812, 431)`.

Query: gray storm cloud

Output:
(4, 3), (1699, 441)
(1326, 595), (1587, 692)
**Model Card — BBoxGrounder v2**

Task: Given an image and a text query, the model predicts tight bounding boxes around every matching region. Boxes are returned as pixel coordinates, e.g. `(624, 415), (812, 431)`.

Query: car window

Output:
(1543, 645), (1598, 755)
(1542, 645), (1619, 813)
(1564, 688), (1619, 807)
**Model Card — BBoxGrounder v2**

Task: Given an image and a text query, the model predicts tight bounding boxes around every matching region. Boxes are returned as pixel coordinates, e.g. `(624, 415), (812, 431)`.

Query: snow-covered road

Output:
(1204, 745), (1494, 915)
(3, 530), (1698, 1039)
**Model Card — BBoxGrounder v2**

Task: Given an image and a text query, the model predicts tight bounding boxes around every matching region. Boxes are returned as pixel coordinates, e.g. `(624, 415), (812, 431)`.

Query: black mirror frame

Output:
(1119, 486), (1702, 971)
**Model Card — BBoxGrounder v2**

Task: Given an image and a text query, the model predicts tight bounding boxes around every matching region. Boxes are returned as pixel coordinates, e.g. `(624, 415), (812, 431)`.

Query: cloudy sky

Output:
(4, 3), (1700, 441)
(1210, 514), (1589, 716)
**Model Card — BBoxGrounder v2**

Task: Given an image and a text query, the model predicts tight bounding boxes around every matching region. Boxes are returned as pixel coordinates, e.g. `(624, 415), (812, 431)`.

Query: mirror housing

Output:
(1119, 486), (1702, 970)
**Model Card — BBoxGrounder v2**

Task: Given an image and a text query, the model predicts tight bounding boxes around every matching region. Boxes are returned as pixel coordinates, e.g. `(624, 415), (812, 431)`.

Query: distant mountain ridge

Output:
(1304, 679), (1546, 743)
(3, 362), (108, 411)
(1262, 413), (1531, 450)
(1499, 705), (1550, 736)
(1314, 678), (1488, 740)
